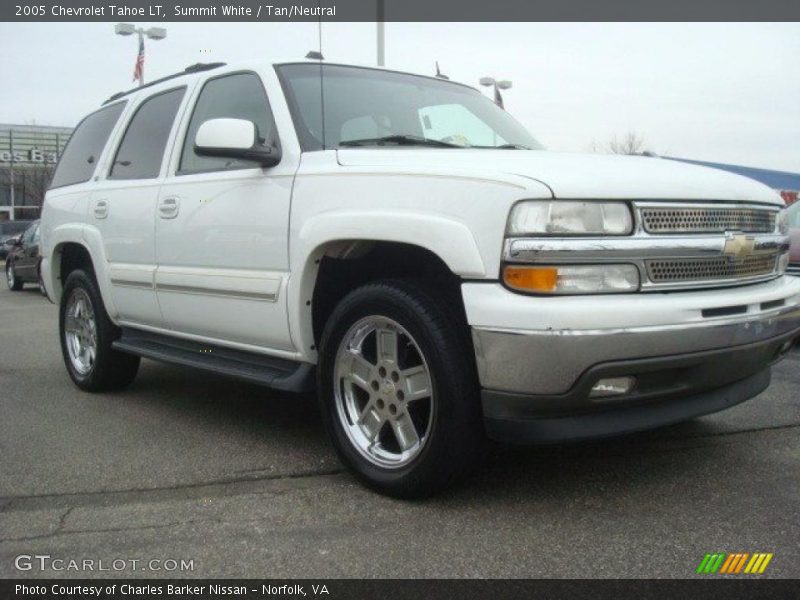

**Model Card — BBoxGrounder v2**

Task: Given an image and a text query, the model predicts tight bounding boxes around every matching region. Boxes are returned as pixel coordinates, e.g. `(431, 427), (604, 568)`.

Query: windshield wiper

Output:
(339, 135), (463, 148)
(472, 143), (533, 150)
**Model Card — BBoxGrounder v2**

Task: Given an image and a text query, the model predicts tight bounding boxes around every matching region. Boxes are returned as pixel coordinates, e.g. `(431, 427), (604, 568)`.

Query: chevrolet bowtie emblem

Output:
(723, 233), (756, 259)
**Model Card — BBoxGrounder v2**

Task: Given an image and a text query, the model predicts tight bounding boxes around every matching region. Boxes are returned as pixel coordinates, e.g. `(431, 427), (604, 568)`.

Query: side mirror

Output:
(194, 118), (280, 167)
(5, 236), (21, 247)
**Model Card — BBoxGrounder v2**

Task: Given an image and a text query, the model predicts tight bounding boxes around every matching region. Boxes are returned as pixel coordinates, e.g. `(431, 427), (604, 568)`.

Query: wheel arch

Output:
(289, 232), (478, 363)
(47, 225), (117, 318)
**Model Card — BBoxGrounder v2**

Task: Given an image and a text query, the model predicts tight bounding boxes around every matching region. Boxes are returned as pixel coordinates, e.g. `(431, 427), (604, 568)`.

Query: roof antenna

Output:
(435, 61), (449, 80)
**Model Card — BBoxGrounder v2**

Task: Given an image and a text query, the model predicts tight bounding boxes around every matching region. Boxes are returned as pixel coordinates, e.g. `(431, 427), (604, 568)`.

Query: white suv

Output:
(41, 59), (800, 497)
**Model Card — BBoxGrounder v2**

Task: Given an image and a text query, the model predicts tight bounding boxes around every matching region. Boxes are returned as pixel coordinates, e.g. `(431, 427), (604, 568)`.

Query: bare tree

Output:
(589, 132), (649, 155)
(19, 165), (55, 207)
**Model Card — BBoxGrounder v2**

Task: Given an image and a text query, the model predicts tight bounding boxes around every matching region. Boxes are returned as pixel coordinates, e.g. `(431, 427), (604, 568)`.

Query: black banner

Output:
(2, 579), (799, 600)
(3, 0), (800, 22)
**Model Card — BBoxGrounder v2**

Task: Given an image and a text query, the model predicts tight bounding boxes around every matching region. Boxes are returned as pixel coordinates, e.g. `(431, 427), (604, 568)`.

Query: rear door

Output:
(89, 86), (189, 328)
(154, 70), (295, 352)
(15, 222), (38, 279)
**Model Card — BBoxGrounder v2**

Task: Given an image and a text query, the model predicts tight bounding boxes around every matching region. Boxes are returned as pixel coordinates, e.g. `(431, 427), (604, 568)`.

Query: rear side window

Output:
(110, 87), (186, 180)
(49, 102), (126, 189)
(179, 72), (278, 174)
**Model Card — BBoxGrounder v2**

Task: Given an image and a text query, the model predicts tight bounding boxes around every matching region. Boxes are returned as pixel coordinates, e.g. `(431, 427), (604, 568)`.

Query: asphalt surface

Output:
(1, 283), (799, 579)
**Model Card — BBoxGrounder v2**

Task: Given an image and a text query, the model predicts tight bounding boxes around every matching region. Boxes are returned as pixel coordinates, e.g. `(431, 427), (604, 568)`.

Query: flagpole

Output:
(115, 23), (166, 87)
(137, 29), (145, 86)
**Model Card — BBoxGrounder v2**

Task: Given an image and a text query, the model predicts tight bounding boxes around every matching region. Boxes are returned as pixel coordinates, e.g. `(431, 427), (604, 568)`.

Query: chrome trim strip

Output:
(505, 234), (789, 263)
(634, 201), (781, 212)
(155, 283), (277, 302)
(111, 279), (154, 290)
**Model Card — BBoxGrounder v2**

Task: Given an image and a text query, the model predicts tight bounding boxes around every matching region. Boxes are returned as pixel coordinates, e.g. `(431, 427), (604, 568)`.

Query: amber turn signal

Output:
(503, 265), (559, 293)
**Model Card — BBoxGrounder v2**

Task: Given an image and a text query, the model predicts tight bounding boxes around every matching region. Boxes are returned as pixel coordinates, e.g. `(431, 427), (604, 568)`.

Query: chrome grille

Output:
(646, 255), (777, 283)
(641, 207), (775, 234)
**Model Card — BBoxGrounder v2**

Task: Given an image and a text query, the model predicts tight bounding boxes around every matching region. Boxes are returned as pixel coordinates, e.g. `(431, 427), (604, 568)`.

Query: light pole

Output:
(479, 76), (512, 108)
(115, 23), (167, 86)
(376, 0), (385, 66)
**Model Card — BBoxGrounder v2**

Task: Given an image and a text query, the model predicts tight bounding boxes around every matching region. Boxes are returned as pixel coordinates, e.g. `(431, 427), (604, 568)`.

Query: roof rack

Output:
(103, 62), (227, 105)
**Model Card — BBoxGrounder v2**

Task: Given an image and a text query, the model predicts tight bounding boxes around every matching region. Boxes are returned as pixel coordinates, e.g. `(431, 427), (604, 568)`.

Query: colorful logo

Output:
(696, 552), (773, 575)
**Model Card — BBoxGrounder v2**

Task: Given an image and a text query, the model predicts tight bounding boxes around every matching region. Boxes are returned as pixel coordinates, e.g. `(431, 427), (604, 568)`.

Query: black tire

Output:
(318, 279), (484, 498)
(6, 262), (23, 291)
(59, 269), (140, 392)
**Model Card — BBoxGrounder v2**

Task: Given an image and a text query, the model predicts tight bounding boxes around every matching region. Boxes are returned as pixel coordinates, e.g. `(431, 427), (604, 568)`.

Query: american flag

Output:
(132, 35), (144, 83)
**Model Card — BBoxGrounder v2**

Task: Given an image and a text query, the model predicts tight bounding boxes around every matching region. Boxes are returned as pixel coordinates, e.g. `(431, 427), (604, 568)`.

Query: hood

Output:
(336, 149), (783, 206)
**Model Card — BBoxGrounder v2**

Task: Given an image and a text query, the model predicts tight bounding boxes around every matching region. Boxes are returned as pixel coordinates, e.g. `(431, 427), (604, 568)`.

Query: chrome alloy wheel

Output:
(64, 288), (98, 375)
(6, 263), (14, 288)
(334, 316), (434, 469)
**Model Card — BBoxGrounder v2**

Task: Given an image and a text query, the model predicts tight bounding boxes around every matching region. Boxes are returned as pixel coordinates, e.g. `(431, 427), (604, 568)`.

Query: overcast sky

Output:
(1, 22), (798, 172)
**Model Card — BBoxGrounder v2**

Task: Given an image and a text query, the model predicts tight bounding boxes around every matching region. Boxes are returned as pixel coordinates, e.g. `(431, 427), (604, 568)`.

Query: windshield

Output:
(276, 64), (543, 151)
(0, 221), (31, 235)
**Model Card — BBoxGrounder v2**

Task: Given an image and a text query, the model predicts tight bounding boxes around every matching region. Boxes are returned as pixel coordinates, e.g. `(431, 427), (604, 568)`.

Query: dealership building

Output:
(0, 123), (72, 222)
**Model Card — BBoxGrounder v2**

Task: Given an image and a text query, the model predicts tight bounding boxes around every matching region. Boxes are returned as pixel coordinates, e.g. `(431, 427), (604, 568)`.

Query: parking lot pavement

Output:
(1, 284), (799, 579)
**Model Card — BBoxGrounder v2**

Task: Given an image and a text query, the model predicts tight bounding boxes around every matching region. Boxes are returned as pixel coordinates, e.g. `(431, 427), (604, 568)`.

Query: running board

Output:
(112, 328), (315, 393)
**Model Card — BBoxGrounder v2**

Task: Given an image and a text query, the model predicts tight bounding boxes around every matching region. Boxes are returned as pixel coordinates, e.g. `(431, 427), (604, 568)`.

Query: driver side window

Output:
(179, 72), (278, 174)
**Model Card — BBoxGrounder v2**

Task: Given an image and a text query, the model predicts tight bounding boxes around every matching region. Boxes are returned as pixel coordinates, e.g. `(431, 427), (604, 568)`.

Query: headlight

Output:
(776, 209), (789, 234)
(507, 201), (633, 236)
(503, 264), (640, 294)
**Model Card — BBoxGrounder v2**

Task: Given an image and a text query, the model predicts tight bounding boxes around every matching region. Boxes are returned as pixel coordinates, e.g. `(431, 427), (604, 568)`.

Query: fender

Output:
(43, 223), (87, 304)
(46, 224), (119, 320)
(287, 210), (487, 362)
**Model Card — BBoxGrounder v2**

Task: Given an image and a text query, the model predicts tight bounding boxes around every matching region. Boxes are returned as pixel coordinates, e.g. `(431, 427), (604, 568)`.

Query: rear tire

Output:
(318, 279), (484, 498)
(6, 262), (23, 291)
(59, 269), (140, 392)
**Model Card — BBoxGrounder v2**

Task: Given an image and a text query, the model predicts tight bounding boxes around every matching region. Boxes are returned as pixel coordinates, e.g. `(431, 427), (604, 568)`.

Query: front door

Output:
(154, 71), (295, 352)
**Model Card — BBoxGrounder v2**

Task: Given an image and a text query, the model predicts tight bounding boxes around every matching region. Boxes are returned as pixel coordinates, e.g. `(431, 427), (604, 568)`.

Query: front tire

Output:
(6, 262), (23, 291)
(59, 269), (140, 392)
(318, 279), (484, 498)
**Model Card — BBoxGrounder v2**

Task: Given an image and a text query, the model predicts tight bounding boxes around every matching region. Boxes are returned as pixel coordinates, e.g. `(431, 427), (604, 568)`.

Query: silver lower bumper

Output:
(472, 302), (800, 396)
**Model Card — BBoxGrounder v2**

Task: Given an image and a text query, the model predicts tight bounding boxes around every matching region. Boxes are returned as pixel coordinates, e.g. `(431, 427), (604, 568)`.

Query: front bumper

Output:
(463, 276), (800, 442)
(483, 369), (772, 444)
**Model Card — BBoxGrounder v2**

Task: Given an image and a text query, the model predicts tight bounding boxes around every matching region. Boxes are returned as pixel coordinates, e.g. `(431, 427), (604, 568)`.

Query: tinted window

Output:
(50, 102), (126, 189)
(110, 88), (185, 180)
(179, 72), (278, 174)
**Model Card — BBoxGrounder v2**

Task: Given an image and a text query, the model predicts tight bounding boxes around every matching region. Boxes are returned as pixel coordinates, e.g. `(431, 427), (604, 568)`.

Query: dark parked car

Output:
(0, 220), (33, 260)
(5, 220), (44, 293)
(787, 202), (800, 276)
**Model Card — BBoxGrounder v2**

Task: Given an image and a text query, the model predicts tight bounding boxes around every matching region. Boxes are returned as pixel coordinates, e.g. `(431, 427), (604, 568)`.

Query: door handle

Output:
(158, 196), (180, 219)
(93, 199), (108, 219)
